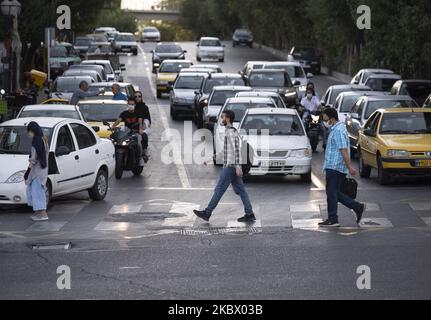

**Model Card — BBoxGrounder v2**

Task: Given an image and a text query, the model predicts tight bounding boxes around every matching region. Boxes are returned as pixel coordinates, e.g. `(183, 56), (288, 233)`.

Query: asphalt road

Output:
(1, 42), (431, 300)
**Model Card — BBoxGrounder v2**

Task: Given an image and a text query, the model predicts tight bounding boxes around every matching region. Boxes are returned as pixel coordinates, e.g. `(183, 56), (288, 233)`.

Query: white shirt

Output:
(301, 96), (320, 112)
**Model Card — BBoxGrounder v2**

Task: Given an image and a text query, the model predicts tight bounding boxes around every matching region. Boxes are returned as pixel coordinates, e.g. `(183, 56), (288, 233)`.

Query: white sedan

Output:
(213, 97), (278, 164)
(17, 104), (85, 121)
(197, 37), (225, 62)
(0, 118), (115, 206)
(239, 108), (312, 180)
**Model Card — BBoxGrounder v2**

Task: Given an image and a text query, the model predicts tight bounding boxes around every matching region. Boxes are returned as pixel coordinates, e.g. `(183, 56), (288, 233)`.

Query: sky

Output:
(121, 0), (160, 10)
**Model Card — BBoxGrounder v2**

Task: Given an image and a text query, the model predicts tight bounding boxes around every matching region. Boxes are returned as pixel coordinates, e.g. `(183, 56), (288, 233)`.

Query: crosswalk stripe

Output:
(162, 202), (200, 228)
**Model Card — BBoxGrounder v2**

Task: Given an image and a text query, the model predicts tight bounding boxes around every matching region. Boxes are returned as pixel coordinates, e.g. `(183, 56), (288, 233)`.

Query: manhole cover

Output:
(181, 227), (261, 236)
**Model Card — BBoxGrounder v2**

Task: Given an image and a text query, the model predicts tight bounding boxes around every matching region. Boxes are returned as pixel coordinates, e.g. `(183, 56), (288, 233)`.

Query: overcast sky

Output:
(121, 0), (159, 10)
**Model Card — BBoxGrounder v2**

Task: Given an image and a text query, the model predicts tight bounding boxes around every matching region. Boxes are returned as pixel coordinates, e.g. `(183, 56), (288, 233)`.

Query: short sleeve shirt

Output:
(323, 122), (350, 174)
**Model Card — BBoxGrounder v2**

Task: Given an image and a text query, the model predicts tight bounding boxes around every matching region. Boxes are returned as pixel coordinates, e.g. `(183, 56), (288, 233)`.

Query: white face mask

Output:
(307, 93), (313, 99)
(128, 105), (135, 111)
(323, 121), (333, 129)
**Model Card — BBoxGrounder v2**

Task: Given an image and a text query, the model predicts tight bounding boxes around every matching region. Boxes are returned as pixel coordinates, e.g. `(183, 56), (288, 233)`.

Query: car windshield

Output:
(265, 65), (305, 78)
(200, 39), (221, 47)
(144, 27), (158, 33)
(156, 45), (182, 53)
(210, 91), (240, 105)
(159, 62), (191, 73)
(380, 113), (431, 134)
(88, 45), (113, 53)
(89, 85), (126, 94)
(79, 104), (129, 122)
(0, 126), (52, 155)
(402, 84), (431, 105)
(19, 110), (81, 120)
(54, 78), (84, 92)
(175, 76), (204, 90)
(116, 35), (135, 42)
(85, 62), (113, 74)
(366, 78), (399, 92)
(50, 46), (67, 57)
(366, 100), (416, 118)
(293, 48), (316, 59)
(340, 95), (361, 112)
(249, 72), (287, 87)
(235, 30), (251, 36)
(242, 114), (304, 136)
(330, 88), (367, 105)
(223, 103), (275, 122)
(75, 39), (92, 46)
(203, 79), (244, 93)
(91, 35), (108, 42)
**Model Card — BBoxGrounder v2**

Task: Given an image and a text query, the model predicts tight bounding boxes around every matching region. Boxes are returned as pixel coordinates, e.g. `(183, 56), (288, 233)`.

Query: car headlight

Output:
(387, 150), (409, 157)
(5, 171), (26, 184)
(290, 149), (311, 158)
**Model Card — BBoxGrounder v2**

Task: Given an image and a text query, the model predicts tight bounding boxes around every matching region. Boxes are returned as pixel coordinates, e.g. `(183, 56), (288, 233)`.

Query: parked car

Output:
(113, 33), (138, 55)
(49, 43), (82, 79)
(232, 29), (254, 47)
(16, 104), (85, 121)
(194, 74), (247, 128)
(334, 91), (384, 123)
(390, 80), (431, 107)
(81, 60), (118, 82)
(287, 47), (321, 74)
(239, 108), (312, 180)
(235, 91), (287, 109)
(351, 68), (395, 85)
(197, 37), (225, 62)
(77, 100), (129, 138)
(244, 69), (298, 106)
(73, 36), (93, 56)
(141, 27), (161, 42)
(88, 82), (137, 99)
(213, 97), (278, 164)
(152, 43), (187, 72)
(345, 95), (418, 151)
(63, 69), (103, 83)
(155, 60), (193, 98)
(45, 76), (95, 102)
(170, 73), (208, 120)
(321, 84), (372, 108)
(0, 118), (115, 206)
(364, 74), (402, 92)
(358, 108), (431, 185)
(203, 86), (252, 130)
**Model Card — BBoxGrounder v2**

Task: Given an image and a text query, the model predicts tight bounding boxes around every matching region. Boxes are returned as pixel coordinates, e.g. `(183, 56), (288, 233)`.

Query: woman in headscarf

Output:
(26, 121), (49, 221)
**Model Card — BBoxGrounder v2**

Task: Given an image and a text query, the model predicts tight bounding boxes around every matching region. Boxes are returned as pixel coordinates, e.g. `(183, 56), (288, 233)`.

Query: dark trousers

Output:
(326, 169), (361, 223)
(141, 133), (148, 150)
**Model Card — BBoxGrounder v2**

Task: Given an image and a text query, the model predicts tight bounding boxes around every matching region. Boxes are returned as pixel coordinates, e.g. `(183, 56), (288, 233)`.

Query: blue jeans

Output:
(205, 167), (254, 217)
(325, 169), (360, 223)
(26, 178), (47, 212)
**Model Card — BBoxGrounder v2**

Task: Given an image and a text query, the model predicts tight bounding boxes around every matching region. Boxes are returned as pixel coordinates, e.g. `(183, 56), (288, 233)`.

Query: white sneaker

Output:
(140, 159), (146, 166)
(31, 214), (49, 222)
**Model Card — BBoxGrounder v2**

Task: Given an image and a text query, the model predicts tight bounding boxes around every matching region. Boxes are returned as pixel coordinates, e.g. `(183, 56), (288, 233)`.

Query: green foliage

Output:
(93, 9), (138, 34)
(138, 21), (194, 42)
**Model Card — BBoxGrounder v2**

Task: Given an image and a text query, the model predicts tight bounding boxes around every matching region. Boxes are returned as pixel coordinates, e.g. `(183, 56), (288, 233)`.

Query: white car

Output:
(82, 60), (118, 82)
(239, 108), (312, 180)
(46, 76), (95, 102)
(141, 27), (161, 42)
(213, 97), (278, 164)
(263, 61), (312, 86)
(235, 91), (286, 109)
(17, 104), (85, 121)
(113, 33), (138, 56)
(0, 118), (115, 206)
(364, 73), (402, 92)
(351, 68), (395, 85)
(197, 37), (225, 62)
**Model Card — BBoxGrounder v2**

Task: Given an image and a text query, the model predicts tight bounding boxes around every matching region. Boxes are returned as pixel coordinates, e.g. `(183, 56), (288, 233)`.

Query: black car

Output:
(152, 43), (187, 72)
(232, 29), (254, 47)
(288, 47), (321, 74)
(390, 80), (431, 107)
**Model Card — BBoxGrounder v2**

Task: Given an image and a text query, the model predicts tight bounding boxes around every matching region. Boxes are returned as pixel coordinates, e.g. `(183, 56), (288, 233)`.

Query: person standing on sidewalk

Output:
(319, 108), (366, 227)
(194, 110), (256, 223)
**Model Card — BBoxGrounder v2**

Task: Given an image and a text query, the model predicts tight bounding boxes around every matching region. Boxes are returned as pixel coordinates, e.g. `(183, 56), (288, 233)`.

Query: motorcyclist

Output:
(134, 91), (151, 163)
(301, 88), (321, 125)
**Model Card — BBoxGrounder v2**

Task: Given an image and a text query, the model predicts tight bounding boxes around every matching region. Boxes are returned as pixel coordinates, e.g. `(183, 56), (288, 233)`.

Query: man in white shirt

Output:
(301, 88), (321, 114)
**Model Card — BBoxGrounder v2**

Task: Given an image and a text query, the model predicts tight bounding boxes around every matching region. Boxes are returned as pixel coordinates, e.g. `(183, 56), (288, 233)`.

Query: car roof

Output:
(250, 69), (285, 73)
(395, 80), (431, 84)
(82, 60), (111, 64)
(359, 68), (394, 73)
(361, 95), (414, 102)
(180, 68), (213, 73)
(264, 61), (302, 67)
(212, 86), (251, 91)
(77, 100), (127, 105)
(378, 108), (431, 114)
(330, 84), (371, 90)
(366, 74), (402, 79)
(338, 91), (384, 97)
(245, 108), (296, 115)
(161, 59), (192, 64)
(208, 73), (242, 79)
(1, 117), (74, 128)
(22, 104), (77, 111)
(191, 64), (220, 69)
(200, 37), (220, 41)
(89, 82), (132, 87)
(118, 32), (134, 36)
(57, 75), (93, 81)
(226, 97), (275, 104)
(236, 91), (280, 97)
(177, 72), (208, 77)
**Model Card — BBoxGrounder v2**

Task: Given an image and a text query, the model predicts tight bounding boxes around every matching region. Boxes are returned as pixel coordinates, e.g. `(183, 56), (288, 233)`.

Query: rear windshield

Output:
(79, 104), (128, 122)
(159, 62), (191, 73)
(210, 91), (240, 105)
(54, 78), (87, 92)
(249, 72), (287, 87)
(116, 35), (135, 42)
(223, 103), (275, 122)
(366, 78), (399, 92)
(200, 39), (222, 47)
(175, 76), (204, 90)
(203, 78), (245, 93)
(242, 114), (304, 136)
(265, 65), (305, 78)
(156, 44), (183, 53)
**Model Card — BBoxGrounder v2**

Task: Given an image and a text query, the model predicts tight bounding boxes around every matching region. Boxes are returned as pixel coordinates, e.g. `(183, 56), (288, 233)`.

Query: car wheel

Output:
(88, 169), (108, 201)
(132, 166), (144, 176)
(301, 171), (312, 183)
(156, 90), (162, 99)
(45, 180), (52, 209)
(377, 155), (391, 185)
(219, 58), (224, 63)
(197, 57), (202, 62)
(358, 149), (371, 178)
(115, 153), (124, 180)
(170, 105), (178, 121)
(133, 51), (138, 56)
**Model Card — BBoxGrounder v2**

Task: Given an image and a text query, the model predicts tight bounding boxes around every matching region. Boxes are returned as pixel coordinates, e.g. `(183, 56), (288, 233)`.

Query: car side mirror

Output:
(363, 128), (376, 137)
(92, 126), (100, 133)
(55, 146), (71, 157)
(183, 50), (187, 53)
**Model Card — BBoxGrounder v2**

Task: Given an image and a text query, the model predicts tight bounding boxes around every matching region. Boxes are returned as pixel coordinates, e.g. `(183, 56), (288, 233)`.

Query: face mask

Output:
(323, 121), (333, 129)
(307, 93), (313, 99)
(28, 132), (35, 139)
(128, 105), (135, 111)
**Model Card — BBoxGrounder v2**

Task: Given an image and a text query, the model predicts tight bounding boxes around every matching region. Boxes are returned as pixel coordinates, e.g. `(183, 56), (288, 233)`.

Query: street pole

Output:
(11, 12), (21, 91)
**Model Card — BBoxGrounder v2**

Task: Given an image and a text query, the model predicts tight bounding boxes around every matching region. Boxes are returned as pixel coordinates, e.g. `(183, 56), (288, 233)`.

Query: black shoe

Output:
(193, 210), (210, 222)
(354, 203), (366, 224)
(318, 220), (340, 228)
(237, 214), (256, 223)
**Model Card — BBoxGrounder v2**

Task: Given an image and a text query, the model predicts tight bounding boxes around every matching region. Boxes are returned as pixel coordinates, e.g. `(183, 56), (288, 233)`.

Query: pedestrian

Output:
(25, 121), (49, 222)
(112, 83), (128, 101)
(319, 108), (366, 227)
(134, 91), (151, 162)
(194, 110), (256, 223)
(69, 81), (103, 105)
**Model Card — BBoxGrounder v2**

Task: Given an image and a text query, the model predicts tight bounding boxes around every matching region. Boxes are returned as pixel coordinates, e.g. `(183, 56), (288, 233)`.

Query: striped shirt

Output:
(224, 126), (241, 168)
(323, 121), (350, 174)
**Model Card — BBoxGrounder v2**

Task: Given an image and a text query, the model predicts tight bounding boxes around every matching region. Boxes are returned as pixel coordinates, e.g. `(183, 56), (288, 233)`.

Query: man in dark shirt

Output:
(134, 91), (151, 162)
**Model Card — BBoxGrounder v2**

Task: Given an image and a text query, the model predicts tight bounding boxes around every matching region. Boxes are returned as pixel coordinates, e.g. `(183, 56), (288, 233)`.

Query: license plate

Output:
(261, 161), (286, 167)
(416, 160), (431, 167)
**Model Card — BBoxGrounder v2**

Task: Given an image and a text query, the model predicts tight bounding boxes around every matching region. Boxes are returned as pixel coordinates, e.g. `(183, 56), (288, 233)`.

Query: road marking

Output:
(138, 45), (191, 189)
(311, 173), (325, 190)
(163, 202), (199, 227)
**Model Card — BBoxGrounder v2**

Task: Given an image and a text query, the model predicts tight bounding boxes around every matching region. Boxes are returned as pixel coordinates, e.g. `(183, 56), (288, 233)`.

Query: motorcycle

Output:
(304, 111), (322, 153)
(104, 122), (144, 179)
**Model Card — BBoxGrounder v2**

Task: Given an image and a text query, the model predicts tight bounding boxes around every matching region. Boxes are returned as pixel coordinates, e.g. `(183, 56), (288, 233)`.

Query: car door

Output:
(360, 112), (379, 165)
(361, 112), (381, 167)
(69, 123), (100, 188)
(350, 99), (365, 146)
(52, 124), (81, 194)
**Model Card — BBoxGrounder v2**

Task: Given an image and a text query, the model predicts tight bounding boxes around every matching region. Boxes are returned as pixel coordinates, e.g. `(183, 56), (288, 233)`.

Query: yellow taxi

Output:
(156, 59), (192, 98)
(77, 100), (128, 138)
(358, 108), (431, 185)
(42, 98), (69, 105)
